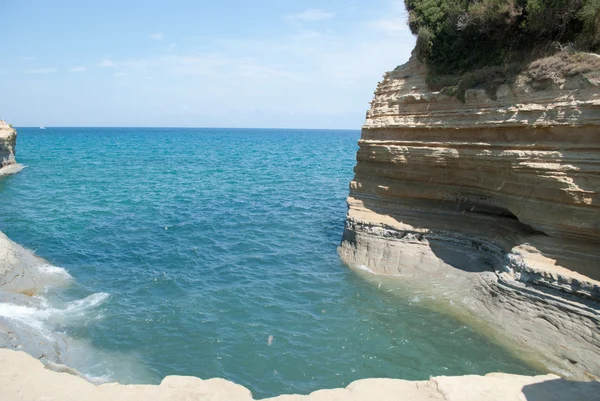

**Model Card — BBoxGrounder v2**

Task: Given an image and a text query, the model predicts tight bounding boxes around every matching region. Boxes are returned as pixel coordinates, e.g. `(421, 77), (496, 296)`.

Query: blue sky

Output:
(1, 1), (415, 128)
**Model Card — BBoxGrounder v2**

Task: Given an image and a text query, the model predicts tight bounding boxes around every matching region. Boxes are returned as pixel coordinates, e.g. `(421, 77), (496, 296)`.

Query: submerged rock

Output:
(339, 54), (600, 379)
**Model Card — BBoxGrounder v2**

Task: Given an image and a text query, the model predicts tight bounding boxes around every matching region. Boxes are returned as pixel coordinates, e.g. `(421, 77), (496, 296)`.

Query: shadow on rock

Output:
(522, 377), (600, 401)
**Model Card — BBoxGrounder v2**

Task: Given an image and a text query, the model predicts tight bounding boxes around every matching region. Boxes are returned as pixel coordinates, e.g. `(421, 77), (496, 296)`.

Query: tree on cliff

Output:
(405, 0), (600, 74)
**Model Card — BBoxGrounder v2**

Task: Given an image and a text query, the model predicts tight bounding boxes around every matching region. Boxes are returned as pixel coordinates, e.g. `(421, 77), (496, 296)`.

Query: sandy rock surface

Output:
(2, 349), (599, 401)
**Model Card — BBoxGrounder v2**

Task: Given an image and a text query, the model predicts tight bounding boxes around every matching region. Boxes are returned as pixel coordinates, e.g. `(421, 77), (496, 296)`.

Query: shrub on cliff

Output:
(406, 0), (600, 74)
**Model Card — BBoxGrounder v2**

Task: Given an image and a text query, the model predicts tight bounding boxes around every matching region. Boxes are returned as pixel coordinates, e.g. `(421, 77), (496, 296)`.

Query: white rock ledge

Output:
(1, 349), (598, 401)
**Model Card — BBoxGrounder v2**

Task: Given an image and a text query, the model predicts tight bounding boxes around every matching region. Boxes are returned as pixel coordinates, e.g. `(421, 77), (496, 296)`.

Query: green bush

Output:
(415, 26), (435, 61)
(405, 0), (600, 75)
(579, 0), (600, 49)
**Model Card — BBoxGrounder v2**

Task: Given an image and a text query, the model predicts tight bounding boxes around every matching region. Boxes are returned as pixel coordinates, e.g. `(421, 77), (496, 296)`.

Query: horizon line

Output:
(14, 126), (362, 131)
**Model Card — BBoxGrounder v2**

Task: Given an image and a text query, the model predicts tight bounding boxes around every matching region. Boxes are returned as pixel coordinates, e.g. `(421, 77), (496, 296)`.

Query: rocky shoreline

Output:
(0, 120), (24, 177)
(2, 348), (599, 400)
(0, 121), (95, 376)
(0, 228), (80, 372)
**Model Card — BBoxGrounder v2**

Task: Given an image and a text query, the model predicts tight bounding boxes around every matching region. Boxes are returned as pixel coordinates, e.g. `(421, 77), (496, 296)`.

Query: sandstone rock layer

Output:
(339, 55), (600, 379)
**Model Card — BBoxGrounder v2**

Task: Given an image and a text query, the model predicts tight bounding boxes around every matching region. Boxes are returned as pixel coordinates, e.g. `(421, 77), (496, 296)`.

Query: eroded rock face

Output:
(0, 120), (23, 177)
(0, 231), (75, 366)
(0, 120), (17, 168)
(339, 55), (600, 379)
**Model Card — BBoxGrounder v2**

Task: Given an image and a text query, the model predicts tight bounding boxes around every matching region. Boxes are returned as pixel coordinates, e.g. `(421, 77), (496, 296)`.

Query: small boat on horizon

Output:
(39, 126), (46, 130)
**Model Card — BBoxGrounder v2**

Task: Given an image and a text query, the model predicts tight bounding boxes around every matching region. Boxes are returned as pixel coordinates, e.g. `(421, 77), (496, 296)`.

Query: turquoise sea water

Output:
(0, 128), (538, 398)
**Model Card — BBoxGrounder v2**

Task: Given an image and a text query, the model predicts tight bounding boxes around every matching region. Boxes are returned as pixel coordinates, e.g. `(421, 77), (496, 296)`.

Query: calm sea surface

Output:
(0, 128), (538, 398)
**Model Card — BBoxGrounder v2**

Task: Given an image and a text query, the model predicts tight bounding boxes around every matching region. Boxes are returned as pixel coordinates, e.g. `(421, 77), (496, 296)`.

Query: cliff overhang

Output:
(339, 54), (600, 380)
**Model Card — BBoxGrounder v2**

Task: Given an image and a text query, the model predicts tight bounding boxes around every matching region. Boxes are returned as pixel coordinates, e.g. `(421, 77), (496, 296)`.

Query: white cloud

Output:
(97, 15), (414, 126)
(99, 59), (116, 68)
(113, 6), (414, 88)
(119, 54), (302, 81)
(150, 32), (164, 41)
(70, 66), (87, 72)
(25, 68), (57, 74)
(14, 2), (413, 128)
(286, 8), (334, 23)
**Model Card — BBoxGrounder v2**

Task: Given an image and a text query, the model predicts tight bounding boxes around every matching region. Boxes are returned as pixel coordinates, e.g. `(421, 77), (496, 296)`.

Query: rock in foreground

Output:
(1, 349), (599, 401)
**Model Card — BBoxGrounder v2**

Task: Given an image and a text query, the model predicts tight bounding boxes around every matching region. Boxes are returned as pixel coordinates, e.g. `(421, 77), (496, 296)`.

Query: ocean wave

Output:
(0, 163), (26, 177)
(0, 292), (110, 337)
(37, 264), (73, 280)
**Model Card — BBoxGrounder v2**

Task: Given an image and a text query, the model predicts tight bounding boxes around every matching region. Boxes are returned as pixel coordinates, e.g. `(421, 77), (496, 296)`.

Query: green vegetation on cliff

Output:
(407, 0), (599, 72)
(405, 0), (600, 99)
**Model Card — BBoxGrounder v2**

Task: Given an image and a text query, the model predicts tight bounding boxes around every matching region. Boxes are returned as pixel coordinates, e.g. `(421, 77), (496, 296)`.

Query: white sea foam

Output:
(0, 293), (110, 338)
(356, 265), (377, 275)
(0, 291), (156, 384)
(37, 264), (73, 280)
(409, 295), (421, 303)
(0, 163), (26, 177)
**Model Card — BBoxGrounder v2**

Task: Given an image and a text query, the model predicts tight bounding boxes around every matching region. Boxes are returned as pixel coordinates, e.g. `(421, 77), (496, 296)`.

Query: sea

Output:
(0, 127), (539, 398)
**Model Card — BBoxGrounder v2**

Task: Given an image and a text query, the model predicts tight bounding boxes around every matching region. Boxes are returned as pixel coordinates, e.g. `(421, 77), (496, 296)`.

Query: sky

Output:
(0, 1), (415, 129)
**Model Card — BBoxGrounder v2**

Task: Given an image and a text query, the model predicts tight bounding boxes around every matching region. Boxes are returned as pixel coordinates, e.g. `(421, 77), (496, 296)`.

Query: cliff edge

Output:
(0, 120), (23, 177)
(339, 54), (600, 379)
(1, 349), (599, 401)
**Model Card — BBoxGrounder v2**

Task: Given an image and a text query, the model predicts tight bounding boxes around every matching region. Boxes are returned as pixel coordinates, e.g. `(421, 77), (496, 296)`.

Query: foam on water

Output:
(356, 264), (377, 275)
(0, 163), (26, 177)
(0, 286), (120, 381)
(37, 264), (73, 280)
(0, 292), (110, 333)
(0, 285), (153, 385)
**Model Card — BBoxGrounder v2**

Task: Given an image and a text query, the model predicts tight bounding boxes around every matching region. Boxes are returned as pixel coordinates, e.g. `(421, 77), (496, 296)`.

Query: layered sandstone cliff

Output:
(339, 55), (600, 379)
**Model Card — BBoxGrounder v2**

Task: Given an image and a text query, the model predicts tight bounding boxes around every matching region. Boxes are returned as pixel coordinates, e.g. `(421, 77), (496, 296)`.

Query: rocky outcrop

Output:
(0, 120), (23, 177)
(1, 349), (599, 401)
(0, 120), (17, 166)
(0, 231), (74, 366)
(339, 55), (600, 379)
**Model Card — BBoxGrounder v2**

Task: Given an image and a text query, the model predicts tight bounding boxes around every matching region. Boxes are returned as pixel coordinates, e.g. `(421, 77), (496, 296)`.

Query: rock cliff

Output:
(0, 120), (16, 166)
(339, 55), (600, 379)
(0, 120), (22, 177)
